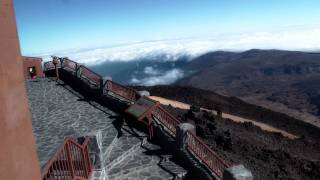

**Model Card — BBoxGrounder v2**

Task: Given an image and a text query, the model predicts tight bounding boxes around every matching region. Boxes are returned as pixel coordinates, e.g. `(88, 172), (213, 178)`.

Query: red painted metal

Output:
(105, 80), (140, 101)
(151, 105), (181, 136)
(41, 137), (93, 180)
(186, 131), (231, 178)
(125, 97), (160, 139)
(79, 65), (102, 87)
(62, 58), (77, 72)
(43, 61), (58, 71)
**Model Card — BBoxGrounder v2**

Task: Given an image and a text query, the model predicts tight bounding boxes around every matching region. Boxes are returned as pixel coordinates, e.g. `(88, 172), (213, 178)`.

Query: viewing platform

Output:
(27, 78), (186, 180)
(25, 57), (252, 180)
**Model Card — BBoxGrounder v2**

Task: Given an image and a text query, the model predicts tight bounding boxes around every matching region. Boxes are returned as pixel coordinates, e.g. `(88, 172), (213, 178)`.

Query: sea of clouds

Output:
(40, 25), (320, 64)
(39, 25), (320, 85)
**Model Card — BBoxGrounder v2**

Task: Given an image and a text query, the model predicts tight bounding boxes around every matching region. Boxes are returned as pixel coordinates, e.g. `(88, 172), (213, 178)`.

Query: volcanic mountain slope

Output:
(133, 85), (320, 179)
(133, 85), (320, 138)
(177, 49), (320, 126)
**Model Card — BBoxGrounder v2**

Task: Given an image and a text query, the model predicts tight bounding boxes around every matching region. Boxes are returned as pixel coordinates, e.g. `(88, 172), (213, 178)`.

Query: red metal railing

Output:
(44, 61), (58, 71)
(105, 80), (140, 102)
(186, 131), (231, 178)
(79, 65), (102, 87)
(62, 59), (77, 72)
(151, 106), (181, 136)
(41, 137), (93, 180)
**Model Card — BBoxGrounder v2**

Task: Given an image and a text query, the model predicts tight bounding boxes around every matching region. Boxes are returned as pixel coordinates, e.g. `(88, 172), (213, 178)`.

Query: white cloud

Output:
(130, 77), (141, 84)
(130, 69), (184, 86)
(39, 25), (320, 64)
(143, 66), (160, 75)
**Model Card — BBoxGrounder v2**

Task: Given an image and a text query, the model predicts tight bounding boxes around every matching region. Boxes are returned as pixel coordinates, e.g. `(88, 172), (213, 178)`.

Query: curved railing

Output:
(104, 80), (140, 102)
(186, 131), (231, 178)
(41, 137), (93, 180)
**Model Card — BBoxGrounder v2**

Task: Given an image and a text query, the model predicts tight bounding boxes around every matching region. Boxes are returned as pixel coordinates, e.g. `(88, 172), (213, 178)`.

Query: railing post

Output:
(60, 57), (64, 69)
(77, 65), (82, 78)
(102, 77), (112, 95)
(176, 123), (195, 150)
(65, 141), (75, 178)
(99, 78), (104, 95)
(81, 146), (89, 178)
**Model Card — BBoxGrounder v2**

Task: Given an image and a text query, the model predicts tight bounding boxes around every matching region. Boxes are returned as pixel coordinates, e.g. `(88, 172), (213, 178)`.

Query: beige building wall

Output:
(0, 0), (41, 179)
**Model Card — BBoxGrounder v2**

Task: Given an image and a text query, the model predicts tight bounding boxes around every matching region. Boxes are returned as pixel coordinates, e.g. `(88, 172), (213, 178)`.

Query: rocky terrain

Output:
(133, 85), (320, 179)
(177, 49), (320, 126)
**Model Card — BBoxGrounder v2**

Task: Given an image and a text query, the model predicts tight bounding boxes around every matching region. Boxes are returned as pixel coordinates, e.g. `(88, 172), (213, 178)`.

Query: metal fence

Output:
(151, 105), (181, 136)
(43, 61), (57, 71)
(104, 80), (140, 102)
(186, 131), (231, 178)
(79, 65), (102, 88)
(62, 59), (78, 72)
(41, 137), (92, 180)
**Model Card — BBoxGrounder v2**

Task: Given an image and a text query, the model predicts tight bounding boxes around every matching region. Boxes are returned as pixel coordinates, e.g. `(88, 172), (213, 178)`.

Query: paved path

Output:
(27, 79), (118, 168)
(149, 96), (298, 139)
(27, 79), (186, 179)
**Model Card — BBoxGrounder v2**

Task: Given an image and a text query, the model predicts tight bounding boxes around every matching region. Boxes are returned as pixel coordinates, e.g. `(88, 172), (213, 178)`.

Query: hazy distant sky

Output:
(14, 0), (320, 55)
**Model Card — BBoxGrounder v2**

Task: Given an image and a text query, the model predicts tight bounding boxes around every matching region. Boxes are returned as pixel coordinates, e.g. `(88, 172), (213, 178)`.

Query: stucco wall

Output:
(22, 56), (44, 79)
(0, 1), (41, 179)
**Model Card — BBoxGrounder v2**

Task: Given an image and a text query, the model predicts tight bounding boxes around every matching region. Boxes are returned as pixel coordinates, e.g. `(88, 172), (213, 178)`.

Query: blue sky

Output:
(14, 0), (320, 55)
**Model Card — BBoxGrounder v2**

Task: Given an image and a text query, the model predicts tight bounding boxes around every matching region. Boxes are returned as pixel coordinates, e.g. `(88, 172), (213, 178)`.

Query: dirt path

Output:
(149, 96), (298, 139)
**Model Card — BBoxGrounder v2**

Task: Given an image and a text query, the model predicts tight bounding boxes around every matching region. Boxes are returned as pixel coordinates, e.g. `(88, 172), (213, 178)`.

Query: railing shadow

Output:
(55, 80), (114, 117)
(111, 115), (124, 138)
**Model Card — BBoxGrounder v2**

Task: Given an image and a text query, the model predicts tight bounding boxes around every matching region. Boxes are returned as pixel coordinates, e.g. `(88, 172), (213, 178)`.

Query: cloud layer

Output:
(36, 25), (320, 86)
(39, 25), (320, 65)
(131, 68), (184, 86)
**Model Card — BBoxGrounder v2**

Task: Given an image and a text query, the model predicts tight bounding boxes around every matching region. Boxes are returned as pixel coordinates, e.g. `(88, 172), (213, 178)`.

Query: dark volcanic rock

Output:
(177, 50), (320, 125)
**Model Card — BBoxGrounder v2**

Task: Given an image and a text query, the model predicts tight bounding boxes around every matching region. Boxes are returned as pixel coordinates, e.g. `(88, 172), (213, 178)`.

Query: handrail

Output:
(43, 61), (56, 71)
(186, 130), (231, 178)
(104, 80), (140, 102)
(79, 65), (102, 88)
(62, 58), (78, 72)
(41, 137), (93, 180)
(151, 105), (181, 136)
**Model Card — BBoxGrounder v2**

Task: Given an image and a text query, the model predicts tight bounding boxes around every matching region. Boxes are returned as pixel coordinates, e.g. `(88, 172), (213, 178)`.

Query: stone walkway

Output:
(26, 78), (186, 179)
